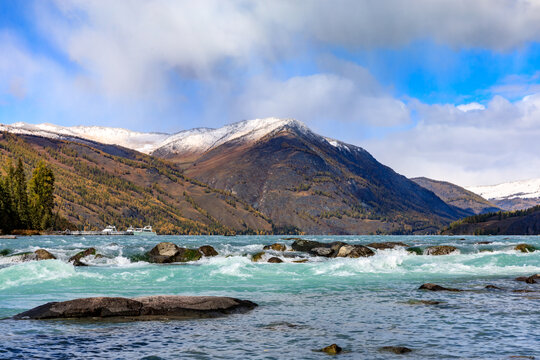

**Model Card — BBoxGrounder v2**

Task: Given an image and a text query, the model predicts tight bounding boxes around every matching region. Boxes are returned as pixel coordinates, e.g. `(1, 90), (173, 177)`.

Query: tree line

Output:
(0, 159), (55, 233)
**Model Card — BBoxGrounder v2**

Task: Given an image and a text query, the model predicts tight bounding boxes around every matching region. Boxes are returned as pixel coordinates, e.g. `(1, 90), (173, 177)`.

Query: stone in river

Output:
(198, 245), (218, 257)
(424, 245), (458, 256)
(419, 283), (461, 292)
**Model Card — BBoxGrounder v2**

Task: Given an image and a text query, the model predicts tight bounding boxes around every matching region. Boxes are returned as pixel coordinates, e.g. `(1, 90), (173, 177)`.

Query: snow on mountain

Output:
(0, 122), (169, 154)
(467, 178), (540, 200)
(0, 118), (310, 155)
(153, 118), (309, 155)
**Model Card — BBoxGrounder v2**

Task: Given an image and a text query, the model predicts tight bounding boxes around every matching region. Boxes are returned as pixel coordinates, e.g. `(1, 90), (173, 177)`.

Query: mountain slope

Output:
(442, 206), (540, 235)
(155, 120), (464, 234)
(411, 177), (500, 215)
(467, 178), (540, 211)
(0, 132), (272, 234)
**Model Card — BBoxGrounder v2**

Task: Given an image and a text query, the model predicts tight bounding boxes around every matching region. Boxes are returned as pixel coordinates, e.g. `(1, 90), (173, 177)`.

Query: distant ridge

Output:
(467, 178), (540, 211)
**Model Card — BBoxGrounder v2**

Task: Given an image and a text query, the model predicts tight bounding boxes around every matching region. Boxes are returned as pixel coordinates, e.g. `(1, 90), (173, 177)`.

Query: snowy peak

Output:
(467, 178), (540, 200)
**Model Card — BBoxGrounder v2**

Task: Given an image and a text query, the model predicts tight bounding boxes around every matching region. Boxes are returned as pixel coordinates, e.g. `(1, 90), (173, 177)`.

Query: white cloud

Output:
(457, 102), (485, 112)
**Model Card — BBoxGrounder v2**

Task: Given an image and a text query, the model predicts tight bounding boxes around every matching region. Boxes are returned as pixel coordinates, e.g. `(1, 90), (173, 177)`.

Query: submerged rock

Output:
(198, 245), (218, 257)
(317, 344), (342, 355)
(515, 274), (540, 284)
(366, 242), (409, 249)
(293, 259), (309, 263)
(485, 285), (504, 290)
(419, 283), (461, 292)
(251, 251), (265, 262)
(335, 244), (374, 258)
(406, 247), (423, 255)
(424, 245), (458, 256)
(515, 244), (536, 253)
(13, 296), (258, 320)
(263, 243), (287, 251)
(310, 247), (334, 257)
(406, 299), (442, 305)
(379, 346), (413, 354)
(267, 257), (283, 263)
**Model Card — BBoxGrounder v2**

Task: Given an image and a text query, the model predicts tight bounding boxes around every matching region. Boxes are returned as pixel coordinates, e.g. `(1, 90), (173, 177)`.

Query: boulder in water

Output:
(419, 283), (461, 292)
(317, 344), (342, 355)
(310, 247), (334, 257)
(379, 346), (413, 354)
(406, 247), (423, 255)
(263, 243), (287, 251)
(267, 257), (283, 263)
(148, 242), (201, 263)
(198, 245), (218, 257)
(291, 239), (324, 252)
(69, 248), (96, 263)
(335, 244), (374, 258)
(515, 244), (536, 253)
(34, 249), (56, 260)
(251, 251), (265, 262)
(13, 296), (257, 320)
(515, 274), (540, 284)
(424, 245), (458, 256)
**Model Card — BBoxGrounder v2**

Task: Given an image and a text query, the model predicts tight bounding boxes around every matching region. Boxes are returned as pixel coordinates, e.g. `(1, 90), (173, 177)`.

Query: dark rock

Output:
(263, 243), (287, 251)
(379, 346), (413, 354)
(310, 247), (334, 257)
(293, 259), (309, 263)
(419, 283), (461, 292)
(317, 344), (342, 355)
(69, 248), (96, 263)
(291, 239), (324, 252)
(515, 274), (540, 284)
(251, 251), (265, 262)
(406, 299), (442, 305)
(485, 285), (503, 290)
(515, 244), (536, 253)
(267, 257), (283, 263)
(13, 296), (258, 320)
(424, 245), (458, 256)
(367, 242), (409, 249)
(198, 245), (218, 257)
(148, 242), (201, 263)
(72, 259), (88, 267)
(335, 244), (375, 258)
(176, 248), (202, 262)
(34, 249), (56, 260)
(475, 241), (492, 245)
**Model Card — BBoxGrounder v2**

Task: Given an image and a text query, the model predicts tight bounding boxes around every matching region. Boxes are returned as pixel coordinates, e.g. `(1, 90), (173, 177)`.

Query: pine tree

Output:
(28, 161), (55, 230)
(12, 158), (30, 228)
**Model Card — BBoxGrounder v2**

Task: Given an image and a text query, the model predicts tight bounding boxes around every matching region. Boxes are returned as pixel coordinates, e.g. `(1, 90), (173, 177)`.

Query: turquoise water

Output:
(0, 235), (539, 359)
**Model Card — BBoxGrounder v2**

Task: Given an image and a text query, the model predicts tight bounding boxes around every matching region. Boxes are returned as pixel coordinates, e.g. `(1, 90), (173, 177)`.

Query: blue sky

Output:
(2, 0), (540, 185)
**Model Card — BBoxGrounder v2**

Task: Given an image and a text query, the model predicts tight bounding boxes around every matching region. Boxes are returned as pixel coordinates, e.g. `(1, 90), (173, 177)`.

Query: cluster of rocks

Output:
(13, 295), (257, 320)
(418, 274), (539, 293)
(315, 343), (412, 356)
(147, 242), (218, 263)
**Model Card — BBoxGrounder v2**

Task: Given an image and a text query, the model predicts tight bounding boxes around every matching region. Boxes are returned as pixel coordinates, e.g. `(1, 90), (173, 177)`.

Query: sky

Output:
(2, 0), (540, 186)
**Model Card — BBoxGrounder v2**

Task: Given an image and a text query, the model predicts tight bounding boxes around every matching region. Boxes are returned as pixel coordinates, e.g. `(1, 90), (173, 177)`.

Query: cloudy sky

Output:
(2, 0), (540, 186)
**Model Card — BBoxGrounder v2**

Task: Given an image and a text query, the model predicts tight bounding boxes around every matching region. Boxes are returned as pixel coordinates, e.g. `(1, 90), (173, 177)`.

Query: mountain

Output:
(151, 119), (464, 234)
(0, 132), (273, 234)
(467, 178), (540, 211)
(411, 177), (500, 215)
(442, 205), (540, 235)
(1, 118), (466, 234)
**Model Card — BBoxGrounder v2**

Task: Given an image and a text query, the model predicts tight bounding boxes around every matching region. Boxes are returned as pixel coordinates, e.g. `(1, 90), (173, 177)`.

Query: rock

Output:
(407, 247), (423, 255)
(379, 346), (413, 354)
(485, 285), (504, 290)
(475, 241), (492, 245)
(293, 259), (309, 263)
(419, 283), (461, 292)
(317, 344), (342, 355)
(335, 244), (375, 258)
(424, 245), (458, 256)
(310, 247), (334, 257)
(515, 274), (540, 284)
(515, 244), (536, 253)
(406, 299), (442, 305)
(251, 251), (265, 262)
(291, 239), (325, 252)
(268, 257), (283, 263)
(198, 245), (218, 257)
(69, 248), (96, 263)
(72, 259), (88, 267)
(367, 242), (409, 249)
(263, 243), (287, 251)
(147, 242), (201, 263)
(13, 296), (257, 320)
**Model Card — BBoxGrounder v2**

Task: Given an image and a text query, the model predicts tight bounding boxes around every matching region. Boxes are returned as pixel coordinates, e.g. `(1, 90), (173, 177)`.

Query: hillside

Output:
(155, 120), (465, 234)
(442, 205), (540, 235)
(0, 132), (273, 235)
(411, 177), (500, 215)
(467, 178), (540, 211)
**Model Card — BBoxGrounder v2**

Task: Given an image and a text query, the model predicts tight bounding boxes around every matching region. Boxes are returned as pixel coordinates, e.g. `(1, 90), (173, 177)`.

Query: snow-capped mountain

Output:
(467, 178), (540, 200)
(0, 118), (318, 156)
